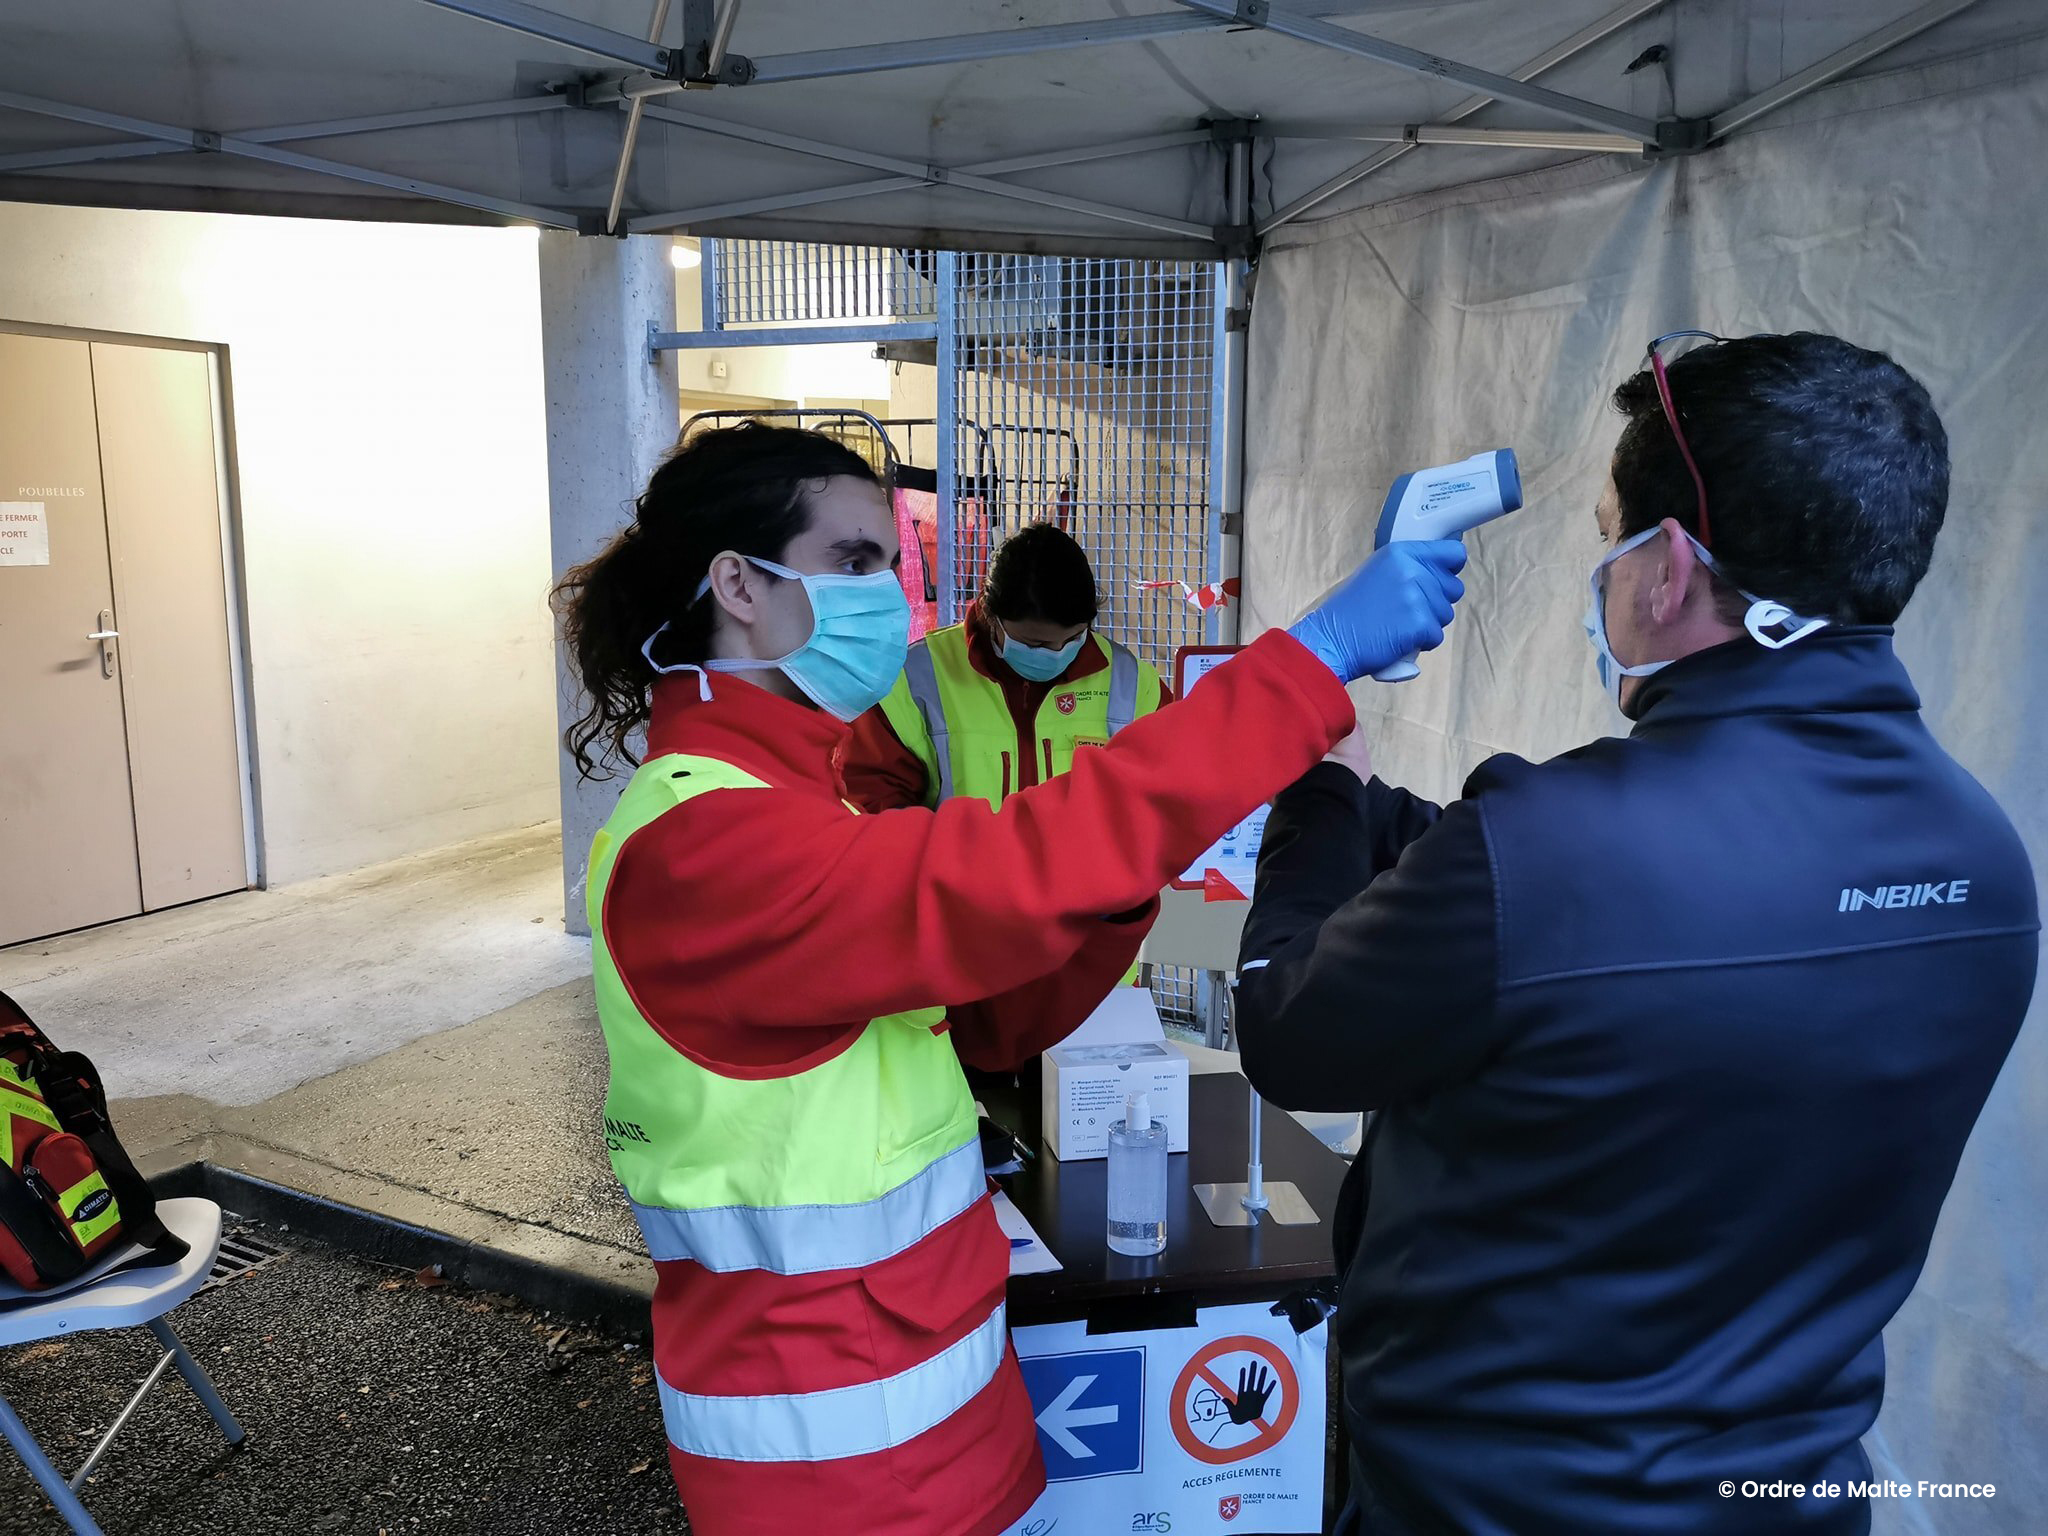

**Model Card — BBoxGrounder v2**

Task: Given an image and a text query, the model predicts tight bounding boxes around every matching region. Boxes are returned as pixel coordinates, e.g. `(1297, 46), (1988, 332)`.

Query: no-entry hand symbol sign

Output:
(1170, 1334), (1300, 1465)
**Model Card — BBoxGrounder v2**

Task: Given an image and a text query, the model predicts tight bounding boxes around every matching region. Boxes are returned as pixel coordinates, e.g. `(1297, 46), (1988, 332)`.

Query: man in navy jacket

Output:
(1237, 332), (2038, 1535)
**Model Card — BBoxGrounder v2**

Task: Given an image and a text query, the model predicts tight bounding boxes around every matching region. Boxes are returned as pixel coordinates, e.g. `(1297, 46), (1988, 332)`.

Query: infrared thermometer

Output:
(1370, 448), (1523, 681)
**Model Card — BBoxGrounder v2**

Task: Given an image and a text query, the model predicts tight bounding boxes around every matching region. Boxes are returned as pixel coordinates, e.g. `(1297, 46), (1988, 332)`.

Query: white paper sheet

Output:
(994, 1187), (1061, 1276)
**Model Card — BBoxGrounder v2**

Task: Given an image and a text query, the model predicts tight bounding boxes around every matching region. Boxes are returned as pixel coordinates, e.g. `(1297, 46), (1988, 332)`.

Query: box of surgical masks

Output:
(1041, 988), (1190, 1161)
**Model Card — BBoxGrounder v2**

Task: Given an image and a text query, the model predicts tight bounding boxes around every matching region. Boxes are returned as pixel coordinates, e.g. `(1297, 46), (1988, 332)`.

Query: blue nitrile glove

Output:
(1286, 539), (1468, 683)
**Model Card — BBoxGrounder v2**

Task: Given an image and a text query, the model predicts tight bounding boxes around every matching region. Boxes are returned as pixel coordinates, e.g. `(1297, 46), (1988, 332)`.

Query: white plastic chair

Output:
(0, 1198), (243, 1535)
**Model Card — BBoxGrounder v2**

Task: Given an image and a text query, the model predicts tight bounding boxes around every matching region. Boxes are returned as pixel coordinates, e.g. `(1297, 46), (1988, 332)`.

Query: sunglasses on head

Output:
(1645, 328), (1728, 550)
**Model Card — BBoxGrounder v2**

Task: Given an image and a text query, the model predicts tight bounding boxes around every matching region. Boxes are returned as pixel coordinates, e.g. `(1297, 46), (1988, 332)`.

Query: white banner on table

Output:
(1005, 1301), (1327, 1534)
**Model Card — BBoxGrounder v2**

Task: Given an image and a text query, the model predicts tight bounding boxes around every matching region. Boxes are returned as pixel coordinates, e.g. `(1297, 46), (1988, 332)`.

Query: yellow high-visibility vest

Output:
(587, 752), (998, 1463)
(876, 623), (1165, 810)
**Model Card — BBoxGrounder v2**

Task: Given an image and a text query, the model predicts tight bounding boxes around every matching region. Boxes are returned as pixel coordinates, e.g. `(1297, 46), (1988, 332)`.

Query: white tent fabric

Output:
(0, 1), (2040, 253)
(1242, 33), (2047, 1531)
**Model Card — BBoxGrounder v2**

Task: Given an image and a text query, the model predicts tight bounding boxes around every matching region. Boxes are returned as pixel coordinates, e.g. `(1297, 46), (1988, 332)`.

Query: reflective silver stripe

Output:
(631, 1138), (984, 1276)
(660, 1299), (1008, 1463)
(901, 641), (955, 802)
(1105, 640), (1141, 737)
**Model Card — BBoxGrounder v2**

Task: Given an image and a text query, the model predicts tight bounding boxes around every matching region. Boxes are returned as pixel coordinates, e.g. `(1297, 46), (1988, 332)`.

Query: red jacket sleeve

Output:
(947, 901), (1159, 1071)
(606, 631), (1352, 1033)
(840, 704), (932, 813)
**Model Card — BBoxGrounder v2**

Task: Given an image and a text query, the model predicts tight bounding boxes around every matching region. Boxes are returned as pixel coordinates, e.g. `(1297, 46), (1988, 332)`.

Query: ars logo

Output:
(1219, 1495), (1242, 1522)
(1056, 693), (1078, 715)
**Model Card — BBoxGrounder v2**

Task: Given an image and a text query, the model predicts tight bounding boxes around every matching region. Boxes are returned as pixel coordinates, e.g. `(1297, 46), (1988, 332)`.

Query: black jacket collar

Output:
(1629, 627), (1919, 731)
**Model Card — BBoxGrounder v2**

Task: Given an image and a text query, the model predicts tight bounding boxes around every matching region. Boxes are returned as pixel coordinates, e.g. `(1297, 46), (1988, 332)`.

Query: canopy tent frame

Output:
(0, 1), (1994, 250)
(0, 87), (583, 228)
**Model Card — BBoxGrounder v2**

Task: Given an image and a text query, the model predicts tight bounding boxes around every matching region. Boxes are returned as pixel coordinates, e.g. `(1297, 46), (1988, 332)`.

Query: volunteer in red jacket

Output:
(553, 422), (1466, 1536)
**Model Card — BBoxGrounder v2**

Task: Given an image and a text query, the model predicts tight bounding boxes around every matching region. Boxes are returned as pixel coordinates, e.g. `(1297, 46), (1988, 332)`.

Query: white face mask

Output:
(1583, 526), (1828, 712)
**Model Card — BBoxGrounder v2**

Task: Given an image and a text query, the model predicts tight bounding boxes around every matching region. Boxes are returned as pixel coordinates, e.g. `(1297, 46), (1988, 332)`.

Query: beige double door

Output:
(0, 332), (249, 947)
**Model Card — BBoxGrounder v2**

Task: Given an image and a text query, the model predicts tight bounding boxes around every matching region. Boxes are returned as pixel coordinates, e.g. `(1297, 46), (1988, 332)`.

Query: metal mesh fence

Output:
(712, 240), (934, 328)
(1150, 964), (1203, 1036)
(946, 255), (1219, 675)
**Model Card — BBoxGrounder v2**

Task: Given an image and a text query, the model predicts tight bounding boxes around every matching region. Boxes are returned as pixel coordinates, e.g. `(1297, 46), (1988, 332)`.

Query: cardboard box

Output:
(1041, 988), (1190, 1161)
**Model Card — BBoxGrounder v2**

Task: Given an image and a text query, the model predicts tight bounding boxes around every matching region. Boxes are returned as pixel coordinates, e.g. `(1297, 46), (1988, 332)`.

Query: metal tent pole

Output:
(412, 0), (674, 72)
(629, 132), (1214, 236)
(0, 87), (579, 227)
(1211, 132), (1250, 652)
(1257, 0), (1672, 236)
(1175, 0), (1661, 143)
(1709, 0), (1982, 140)
(934, 251), (962, 627)
(636, 104), (1216, 240)
(605, 0), (675, 234)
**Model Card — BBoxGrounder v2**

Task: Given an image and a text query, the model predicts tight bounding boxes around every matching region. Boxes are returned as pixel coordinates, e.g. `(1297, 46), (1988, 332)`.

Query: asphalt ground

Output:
(0, 1228), (688, 1536)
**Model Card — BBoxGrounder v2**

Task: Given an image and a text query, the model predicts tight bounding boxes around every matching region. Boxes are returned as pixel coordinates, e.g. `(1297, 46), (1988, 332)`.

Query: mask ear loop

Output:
(640, 622), (713, 701)
(1743, 600), (1828, 651)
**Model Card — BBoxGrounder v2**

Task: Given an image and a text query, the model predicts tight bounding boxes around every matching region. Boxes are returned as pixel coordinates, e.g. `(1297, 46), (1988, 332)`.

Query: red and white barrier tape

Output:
(1135, 576), (1240, 613)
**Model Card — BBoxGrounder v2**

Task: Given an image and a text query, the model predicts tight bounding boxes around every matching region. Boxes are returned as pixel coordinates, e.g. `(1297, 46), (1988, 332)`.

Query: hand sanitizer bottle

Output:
(1107, 1090), (1167, 1256)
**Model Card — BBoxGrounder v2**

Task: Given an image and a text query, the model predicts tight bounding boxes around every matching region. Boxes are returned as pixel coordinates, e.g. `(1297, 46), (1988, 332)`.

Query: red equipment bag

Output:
(0, 991), (187, 1295)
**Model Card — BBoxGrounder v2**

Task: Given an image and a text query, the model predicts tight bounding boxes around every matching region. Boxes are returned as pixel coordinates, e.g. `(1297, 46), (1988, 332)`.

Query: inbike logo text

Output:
(1839, 880), (1970, 912)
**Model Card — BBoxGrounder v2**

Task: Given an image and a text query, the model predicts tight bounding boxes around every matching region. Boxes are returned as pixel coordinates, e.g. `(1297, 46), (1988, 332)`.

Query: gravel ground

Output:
(0, 1229), (688, 1536)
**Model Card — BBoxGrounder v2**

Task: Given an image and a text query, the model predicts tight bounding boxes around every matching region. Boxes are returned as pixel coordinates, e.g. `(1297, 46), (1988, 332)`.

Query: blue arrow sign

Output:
(1017, 1347), (1145, 1481)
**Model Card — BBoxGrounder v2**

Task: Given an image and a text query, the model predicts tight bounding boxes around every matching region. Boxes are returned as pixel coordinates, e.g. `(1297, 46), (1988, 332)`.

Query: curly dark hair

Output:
(551, 422), (878, 779)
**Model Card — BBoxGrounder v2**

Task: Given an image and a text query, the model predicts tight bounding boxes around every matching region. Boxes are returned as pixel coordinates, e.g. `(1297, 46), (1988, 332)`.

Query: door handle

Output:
(91, 610), (119, 679)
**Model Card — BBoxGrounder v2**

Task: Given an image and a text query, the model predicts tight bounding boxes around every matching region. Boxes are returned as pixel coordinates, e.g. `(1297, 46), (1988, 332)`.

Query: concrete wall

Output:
(0, 201), (558, 886)
(540, 233), (681, 936)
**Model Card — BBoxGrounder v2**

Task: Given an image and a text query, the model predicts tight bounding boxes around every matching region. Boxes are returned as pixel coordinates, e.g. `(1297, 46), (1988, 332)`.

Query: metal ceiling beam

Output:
(1178, 0), (1662, 142)
(1709, 0), (1980, 140)
(595, 11), (1231, 102)
(630, 176), (926, 230)
(219, 139), (580, 226)
(0, 87), (578, 228)
(411, 0), (674, 72)
(637, 104), (1214, 239)
(236, 95), (571, 143)
(656, 322), (939, 350)
(1258, 0), (1671, 235)
(967, 131), (1213, 177)
(0, 140), (187, 174)
(0, 87), (207, 148)
(1269, 124), (1648, 153)
(625, 132), (1209, 232)
(0, 95), (569, 176)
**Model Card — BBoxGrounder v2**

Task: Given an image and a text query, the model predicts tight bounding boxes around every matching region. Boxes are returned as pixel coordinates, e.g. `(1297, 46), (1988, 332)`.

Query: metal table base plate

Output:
(1194, 1179), (1319, 1226)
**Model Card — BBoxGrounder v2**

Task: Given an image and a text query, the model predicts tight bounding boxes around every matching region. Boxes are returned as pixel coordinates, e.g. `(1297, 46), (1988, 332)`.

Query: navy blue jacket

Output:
(1237, 629), (2037, 1536)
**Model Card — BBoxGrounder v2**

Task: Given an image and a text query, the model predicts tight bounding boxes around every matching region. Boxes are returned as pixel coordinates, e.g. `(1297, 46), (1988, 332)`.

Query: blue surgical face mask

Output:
(997, 623), (1087, 683)
(643, 556), (910, 722)
(1583, 526), (1827, 712)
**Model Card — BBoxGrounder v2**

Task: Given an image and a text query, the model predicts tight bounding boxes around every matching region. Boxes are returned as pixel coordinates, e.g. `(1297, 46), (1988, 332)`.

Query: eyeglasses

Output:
(1645, 329), (1725, 549)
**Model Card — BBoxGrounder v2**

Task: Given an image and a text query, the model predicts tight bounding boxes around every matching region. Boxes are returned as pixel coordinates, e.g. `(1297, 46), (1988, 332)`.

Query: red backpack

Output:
(0, 991), (186, 1294)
